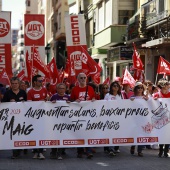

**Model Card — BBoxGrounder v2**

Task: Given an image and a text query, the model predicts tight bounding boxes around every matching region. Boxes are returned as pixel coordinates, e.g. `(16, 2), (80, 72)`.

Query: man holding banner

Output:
(2, 77), (27, 159)
(27, 75), (48, 159)
(70, 72), (95, 158)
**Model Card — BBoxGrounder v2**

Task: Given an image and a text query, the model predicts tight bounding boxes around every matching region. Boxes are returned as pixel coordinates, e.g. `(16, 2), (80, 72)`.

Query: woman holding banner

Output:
(104, 81), (123, 156)
(153, 78), (170, 157)
(130, 81), (148, 157)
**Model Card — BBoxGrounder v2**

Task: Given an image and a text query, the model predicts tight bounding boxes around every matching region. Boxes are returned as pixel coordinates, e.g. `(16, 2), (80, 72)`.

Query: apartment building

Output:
(0, 0), (2, 11)
(127, 0), (170, 82)
(46, 0), (69, 68)
(14, 0), (40, 73)
(67, 0), (135, 82)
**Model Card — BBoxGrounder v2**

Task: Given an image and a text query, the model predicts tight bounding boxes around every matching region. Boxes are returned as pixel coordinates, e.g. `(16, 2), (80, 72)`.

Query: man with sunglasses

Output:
(27, 75), (48, 160)
(70, 72), (95, 159)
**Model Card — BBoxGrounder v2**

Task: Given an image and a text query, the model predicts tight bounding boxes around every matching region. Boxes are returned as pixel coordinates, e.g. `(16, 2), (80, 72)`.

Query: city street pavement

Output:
(0, 146), (169, 170)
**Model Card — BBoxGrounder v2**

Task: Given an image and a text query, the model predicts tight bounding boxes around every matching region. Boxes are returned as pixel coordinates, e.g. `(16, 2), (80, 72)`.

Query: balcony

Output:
(94, 25), (127, 49)
(146, 10), (170, 27)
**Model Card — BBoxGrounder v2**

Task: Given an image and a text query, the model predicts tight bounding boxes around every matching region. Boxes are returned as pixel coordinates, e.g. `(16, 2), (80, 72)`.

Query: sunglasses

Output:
(37, 80), (43, 82)
(102, 87), (108, 89)
(112, 85), (118, 88)
(137, 86), (143, 89)
(80, 77), (86, 79)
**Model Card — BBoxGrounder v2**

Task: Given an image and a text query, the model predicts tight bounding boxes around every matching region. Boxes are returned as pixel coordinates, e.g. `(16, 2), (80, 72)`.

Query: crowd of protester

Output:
(1, 73), (170, 159)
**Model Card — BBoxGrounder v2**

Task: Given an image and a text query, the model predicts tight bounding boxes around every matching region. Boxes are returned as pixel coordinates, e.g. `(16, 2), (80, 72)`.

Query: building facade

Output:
(0, 0), (2, 11)
(127, 0), (170, 83)
(46, 0), (69, 68)
(67, 0), (135, 82)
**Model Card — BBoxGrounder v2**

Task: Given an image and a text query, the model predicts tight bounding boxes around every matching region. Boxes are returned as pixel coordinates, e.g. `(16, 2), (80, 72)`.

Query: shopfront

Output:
(107, 46), (133, 81)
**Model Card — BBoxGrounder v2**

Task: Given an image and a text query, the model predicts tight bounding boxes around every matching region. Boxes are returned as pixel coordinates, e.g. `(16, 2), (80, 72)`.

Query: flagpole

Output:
(31, 45), (34, 88)
(155, 73), (158, 85)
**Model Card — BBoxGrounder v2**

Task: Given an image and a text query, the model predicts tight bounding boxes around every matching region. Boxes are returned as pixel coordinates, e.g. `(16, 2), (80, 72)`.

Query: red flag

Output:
(133, 69), (145, 83)
(25, 50), (38, 81)
(0, 68), (11, 86)
(122, 68), (135, 88)
(17, 70), (30, 82)
(47, 58), (60, 84)
(103, 77), (110, 85)
(17, 70), (25, 81)
(81, 46), (102, 84)
(157, 56), (170, 75)
(32, 46), (50, 77)
(65, 57), (77, 85)
(132, 43), (144, 70)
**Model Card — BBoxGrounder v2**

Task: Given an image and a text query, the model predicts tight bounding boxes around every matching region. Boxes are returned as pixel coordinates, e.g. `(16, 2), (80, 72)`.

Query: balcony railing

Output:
(146, 10), (170, 26)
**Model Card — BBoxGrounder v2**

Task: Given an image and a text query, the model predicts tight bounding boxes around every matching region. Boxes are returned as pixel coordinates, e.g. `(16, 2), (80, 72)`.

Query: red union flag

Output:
(132, 43), (144, 70)
(67, 45), (89, 77)
(0, 68), (11, 86)
(80, 46), (101, 84)
(103, 77), (110, 85)
(133, 69), (145, 83)
(0, 12), (12, 76)
(32, 46), (49, 77)
(24, 14), (45, 46)
(157, 56), (170, 75)
(122, 68), (135, 88)
(65, 14), (89, 77)
(17, 70), (25, 80)
(47, 58), (59, 85)
(25, 50), (38, 81)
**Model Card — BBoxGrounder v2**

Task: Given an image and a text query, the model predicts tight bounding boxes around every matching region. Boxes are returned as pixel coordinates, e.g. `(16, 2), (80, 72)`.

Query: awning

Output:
(128, 9), (140, 25)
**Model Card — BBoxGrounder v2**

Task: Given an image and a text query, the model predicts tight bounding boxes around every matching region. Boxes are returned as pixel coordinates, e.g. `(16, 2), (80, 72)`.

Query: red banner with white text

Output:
(24, 14), (46, 78)
(0, 11), (12, 77)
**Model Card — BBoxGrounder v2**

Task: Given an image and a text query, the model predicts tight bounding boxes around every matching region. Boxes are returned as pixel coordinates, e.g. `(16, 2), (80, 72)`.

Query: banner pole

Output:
(155, 73), (158, 85)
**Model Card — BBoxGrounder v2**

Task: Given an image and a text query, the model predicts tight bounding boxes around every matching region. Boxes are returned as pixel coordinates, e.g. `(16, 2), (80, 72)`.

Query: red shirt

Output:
(70, 85), (95, 101)
(27, 87), (47, 101)
(153, 91), (170, 98)
(121, 91), (134, 99)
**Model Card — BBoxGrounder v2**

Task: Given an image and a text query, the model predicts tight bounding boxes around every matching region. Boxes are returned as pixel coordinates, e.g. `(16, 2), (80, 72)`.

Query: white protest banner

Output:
(0, 99), (170, 149)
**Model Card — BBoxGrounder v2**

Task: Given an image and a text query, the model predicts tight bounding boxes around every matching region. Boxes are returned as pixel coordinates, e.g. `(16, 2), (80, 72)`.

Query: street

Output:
(0, 146), (169, 170)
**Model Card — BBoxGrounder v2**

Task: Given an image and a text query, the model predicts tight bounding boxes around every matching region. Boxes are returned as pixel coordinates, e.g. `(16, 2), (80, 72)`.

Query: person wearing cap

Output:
(153, 79), (170, 98)
(152, 79), (170, 157)
(130, 81), (148, 157)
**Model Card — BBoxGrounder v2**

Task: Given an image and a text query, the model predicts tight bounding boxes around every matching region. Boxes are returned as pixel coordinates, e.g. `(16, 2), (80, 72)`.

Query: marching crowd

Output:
(0, 72), (170, 160)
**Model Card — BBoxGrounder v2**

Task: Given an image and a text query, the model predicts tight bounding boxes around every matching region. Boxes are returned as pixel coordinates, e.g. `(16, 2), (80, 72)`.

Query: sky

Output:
(2, 0), (25, 29)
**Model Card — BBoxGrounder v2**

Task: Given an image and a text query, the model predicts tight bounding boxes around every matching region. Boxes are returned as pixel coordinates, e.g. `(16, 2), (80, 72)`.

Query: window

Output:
(159, 0), (164, 13)
(26, 0), (31, 6)
(98, 2), (104, 31)
(105, 0), (111, 27)
(119, 10), (134, 25)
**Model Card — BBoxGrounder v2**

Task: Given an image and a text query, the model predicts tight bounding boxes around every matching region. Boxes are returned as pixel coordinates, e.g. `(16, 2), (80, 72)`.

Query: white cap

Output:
(134, 81), (143, 87)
